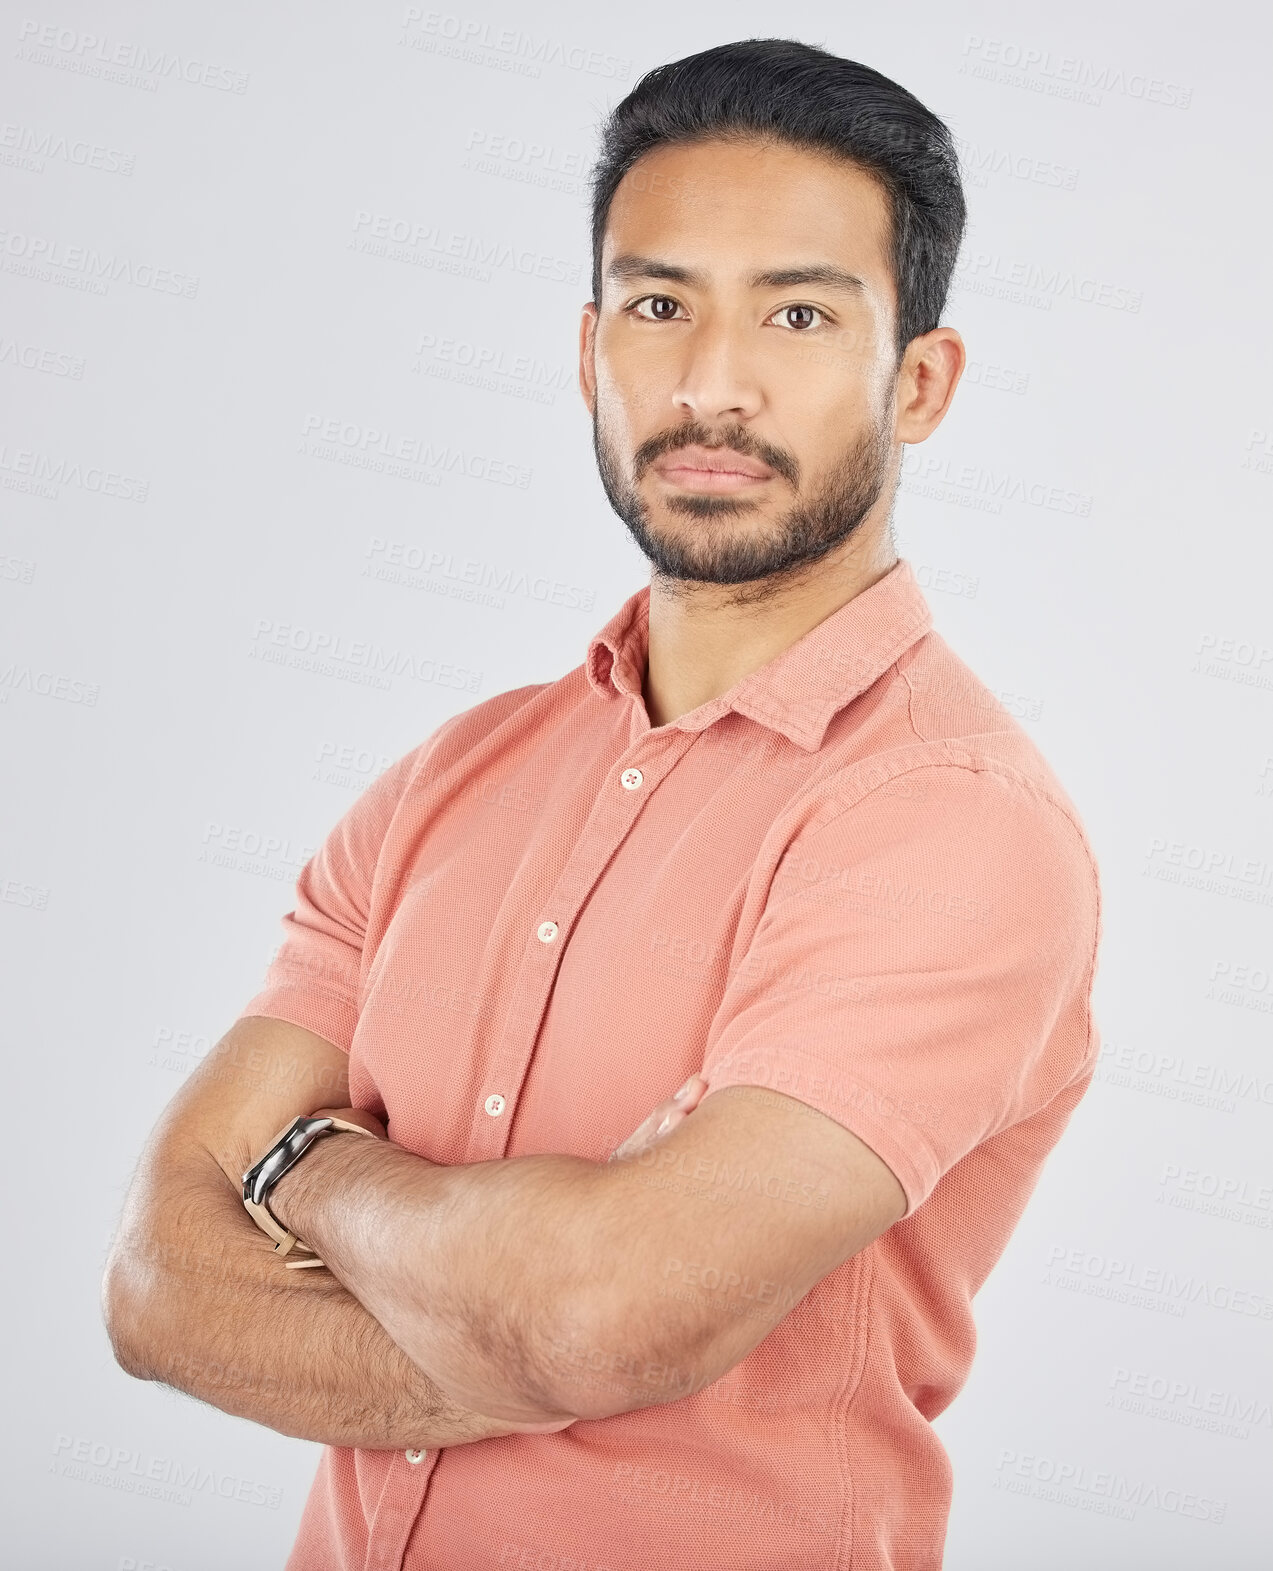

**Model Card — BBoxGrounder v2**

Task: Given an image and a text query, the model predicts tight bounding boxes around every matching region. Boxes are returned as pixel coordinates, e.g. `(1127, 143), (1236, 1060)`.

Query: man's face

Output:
(581, 136), (902, 597)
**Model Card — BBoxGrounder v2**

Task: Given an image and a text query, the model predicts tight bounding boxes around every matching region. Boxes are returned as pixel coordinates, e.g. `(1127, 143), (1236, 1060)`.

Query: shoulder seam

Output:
(809, 751), (1081, 835)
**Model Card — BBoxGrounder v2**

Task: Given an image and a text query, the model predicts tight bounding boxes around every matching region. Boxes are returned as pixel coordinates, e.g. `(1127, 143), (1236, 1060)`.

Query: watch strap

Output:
(242, 1114), (378, 1269)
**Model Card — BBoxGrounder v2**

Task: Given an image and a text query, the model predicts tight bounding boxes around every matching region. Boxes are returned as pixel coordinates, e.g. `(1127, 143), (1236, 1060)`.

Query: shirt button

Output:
(537, 920), (559, 943)
(404, 1448), (427, 1463)
(620, 767), (644, 790)
(484, 1093), (506, 1117)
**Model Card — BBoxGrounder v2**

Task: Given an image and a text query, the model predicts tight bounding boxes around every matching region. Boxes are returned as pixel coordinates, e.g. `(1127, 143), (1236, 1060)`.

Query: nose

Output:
(670, 313), (763, 424)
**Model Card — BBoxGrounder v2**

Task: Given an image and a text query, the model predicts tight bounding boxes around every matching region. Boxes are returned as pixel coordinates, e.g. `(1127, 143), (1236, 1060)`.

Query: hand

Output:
(264, 1107), (577, 1438)
(606, 1073), (709, 1163)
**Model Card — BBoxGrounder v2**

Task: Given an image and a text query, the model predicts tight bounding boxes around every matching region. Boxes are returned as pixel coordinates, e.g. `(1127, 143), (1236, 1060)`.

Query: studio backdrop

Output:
(2, 3), (1269, 1568)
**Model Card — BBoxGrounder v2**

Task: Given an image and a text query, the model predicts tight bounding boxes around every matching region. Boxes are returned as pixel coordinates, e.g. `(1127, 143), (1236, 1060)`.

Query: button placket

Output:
(470, 734), (691, 1161)
(364, 1450), (437, 1571)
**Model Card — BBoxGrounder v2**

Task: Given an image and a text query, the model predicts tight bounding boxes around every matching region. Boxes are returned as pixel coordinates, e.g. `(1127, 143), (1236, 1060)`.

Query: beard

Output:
(592, 404), (896, 604)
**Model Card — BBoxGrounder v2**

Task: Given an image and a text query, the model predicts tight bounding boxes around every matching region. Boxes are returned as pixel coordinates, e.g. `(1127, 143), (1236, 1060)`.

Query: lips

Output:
(654, 444), (775, 480)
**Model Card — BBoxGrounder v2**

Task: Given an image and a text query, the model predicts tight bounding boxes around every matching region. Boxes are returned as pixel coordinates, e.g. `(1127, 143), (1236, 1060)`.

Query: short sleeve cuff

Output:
(704, 1043), (939, 1217)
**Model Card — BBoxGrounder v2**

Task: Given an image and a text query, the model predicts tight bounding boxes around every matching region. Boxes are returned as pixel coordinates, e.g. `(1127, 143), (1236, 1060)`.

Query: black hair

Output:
(588, 38), (966, 363)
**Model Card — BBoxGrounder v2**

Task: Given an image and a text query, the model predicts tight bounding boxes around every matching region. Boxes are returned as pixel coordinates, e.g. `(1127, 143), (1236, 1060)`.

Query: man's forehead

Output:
(604, 140), (892, 281)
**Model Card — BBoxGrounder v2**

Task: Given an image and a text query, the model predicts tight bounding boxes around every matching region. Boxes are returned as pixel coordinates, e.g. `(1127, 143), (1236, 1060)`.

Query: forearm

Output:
(104, 1149), (541, 1451)
(270, 1132), (613, 1423)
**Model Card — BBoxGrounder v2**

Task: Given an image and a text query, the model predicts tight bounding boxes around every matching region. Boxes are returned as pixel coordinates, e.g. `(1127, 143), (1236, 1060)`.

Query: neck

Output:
(641, 529), (898, 729)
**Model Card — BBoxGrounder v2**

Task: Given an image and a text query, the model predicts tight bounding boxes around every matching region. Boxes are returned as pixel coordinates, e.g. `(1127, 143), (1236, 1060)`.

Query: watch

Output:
(242, 1114), (377, 1269)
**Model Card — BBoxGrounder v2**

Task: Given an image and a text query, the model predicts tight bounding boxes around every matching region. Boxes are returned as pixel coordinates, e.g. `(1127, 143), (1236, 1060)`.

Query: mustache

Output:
(631, 423), (800, 488)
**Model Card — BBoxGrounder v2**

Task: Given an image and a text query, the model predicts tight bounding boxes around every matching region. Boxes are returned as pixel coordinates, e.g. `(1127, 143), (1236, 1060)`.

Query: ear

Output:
(894, 326), (965, 444)
(578, 300), (599, 417)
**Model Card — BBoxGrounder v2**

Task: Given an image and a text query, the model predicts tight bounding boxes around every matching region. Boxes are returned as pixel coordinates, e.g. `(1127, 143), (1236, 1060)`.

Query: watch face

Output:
(244, 1115), (333, 1203)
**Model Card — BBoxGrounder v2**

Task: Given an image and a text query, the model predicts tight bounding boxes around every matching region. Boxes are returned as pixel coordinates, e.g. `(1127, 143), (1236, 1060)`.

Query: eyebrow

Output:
(605, 254), (867, 296)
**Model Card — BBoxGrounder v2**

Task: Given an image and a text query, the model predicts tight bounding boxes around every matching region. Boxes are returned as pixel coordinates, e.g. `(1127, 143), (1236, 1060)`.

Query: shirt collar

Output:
(585, 556), (933, 753)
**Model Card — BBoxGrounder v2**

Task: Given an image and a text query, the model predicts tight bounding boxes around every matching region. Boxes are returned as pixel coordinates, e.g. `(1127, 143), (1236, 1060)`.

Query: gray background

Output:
(2, 2), (1270, 1567)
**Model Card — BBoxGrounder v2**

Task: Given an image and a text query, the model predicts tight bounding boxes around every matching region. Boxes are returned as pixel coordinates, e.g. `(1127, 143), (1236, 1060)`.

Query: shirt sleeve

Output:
(699, 764), (1101, 1216)
(234, 744), (431, 1052)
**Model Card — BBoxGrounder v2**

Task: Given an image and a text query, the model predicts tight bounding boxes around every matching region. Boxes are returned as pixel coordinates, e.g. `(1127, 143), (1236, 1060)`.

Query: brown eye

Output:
(779, 305), (820, 330)
(633, 296), (680, 321)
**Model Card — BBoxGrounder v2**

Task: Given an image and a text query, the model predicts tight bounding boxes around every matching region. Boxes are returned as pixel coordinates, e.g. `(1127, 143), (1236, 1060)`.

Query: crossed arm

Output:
(103, 1014), (905, 1442)
(256, 1061), (905, 1426)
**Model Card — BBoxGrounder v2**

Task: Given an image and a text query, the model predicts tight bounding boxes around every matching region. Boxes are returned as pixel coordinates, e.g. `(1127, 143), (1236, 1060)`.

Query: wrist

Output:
(267, 1124), (368, 1240)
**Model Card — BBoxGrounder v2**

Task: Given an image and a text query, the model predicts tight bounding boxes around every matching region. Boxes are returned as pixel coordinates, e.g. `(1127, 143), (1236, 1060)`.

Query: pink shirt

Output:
(239, 556), (1102, 1571)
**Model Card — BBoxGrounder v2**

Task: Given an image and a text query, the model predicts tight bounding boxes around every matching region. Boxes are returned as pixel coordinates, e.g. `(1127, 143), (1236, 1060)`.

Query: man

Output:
(103, 38), (1102, 1571)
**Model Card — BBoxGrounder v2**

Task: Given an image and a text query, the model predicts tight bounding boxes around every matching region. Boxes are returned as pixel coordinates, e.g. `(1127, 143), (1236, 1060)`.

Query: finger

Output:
(650, 1074), (709, 1134)
(607, 1108), (667, 1163)
(609, 1075), (709, 1162)
(672, 1073), (708, 1109)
